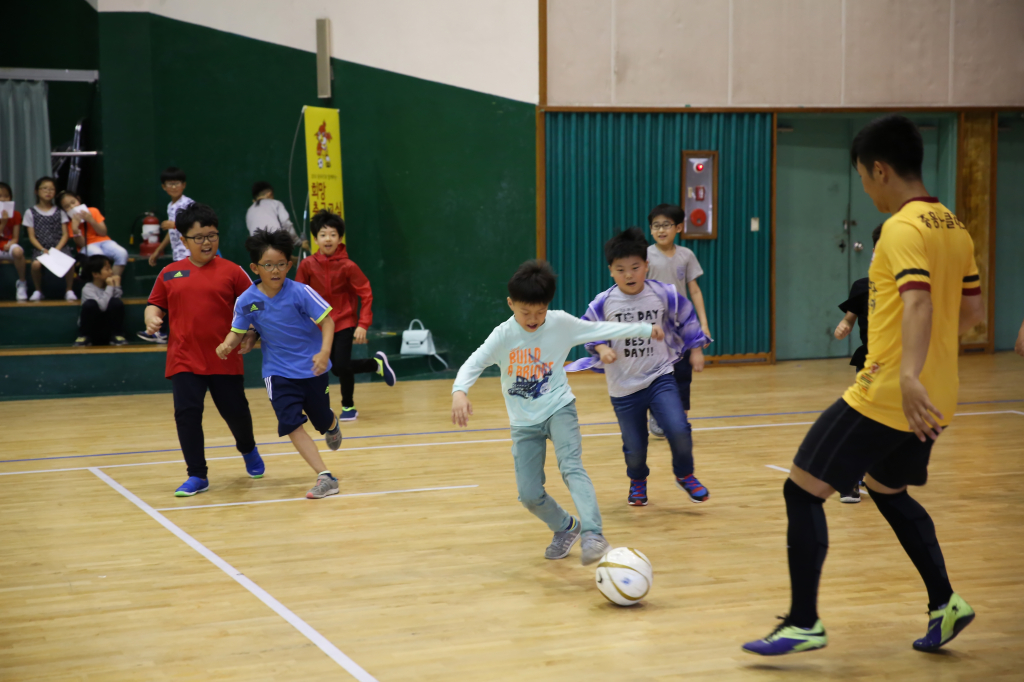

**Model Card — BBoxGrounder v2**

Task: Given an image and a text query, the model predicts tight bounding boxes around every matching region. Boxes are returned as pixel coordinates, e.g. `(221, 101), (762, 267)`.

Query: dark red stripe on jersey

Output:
(895, 268), (930, 281)
(963, 274), (980, 283)
(899, 282), (932, 293)
(963, 287), (982, 296)
(898, 196), (940, 210)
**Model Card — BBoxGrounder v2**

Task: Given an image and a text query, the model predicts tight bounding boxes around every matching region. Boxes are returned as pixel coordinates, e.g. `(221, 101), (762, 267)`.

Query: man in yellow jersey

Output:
(743, 116), (985, 657)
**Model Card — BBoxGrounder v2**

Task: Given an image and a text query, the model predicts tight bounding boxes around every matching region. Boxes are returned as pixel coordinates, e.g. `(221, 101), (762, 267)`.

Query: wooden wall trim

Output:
(770, 112), (777, 364)
(538, 0), (547, 107)
(957, 111), (997, 352)
(987, 111), (998, 354)
(536, 0), (548, 261)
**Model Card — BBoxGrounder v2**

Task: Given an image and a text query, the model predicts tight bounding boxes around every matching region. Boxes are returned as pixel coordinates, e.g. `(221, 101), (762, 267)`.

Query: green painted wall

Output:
(97, 13), (535, 364)
(0, 0), (102, 206)
(995, 115), (1024, 351)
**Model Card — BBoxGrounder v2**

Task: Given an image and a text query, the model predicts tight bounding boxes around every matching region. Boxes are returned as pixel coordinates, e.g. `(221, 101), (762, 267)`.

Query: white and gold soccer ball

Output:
(595, 547), (652, 606)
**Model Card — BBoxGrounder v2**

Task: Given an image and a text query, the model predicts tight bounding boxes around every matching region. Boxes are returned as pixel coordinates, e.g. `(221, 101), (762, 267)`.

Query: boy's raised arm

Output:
(567, 315), (656, 347)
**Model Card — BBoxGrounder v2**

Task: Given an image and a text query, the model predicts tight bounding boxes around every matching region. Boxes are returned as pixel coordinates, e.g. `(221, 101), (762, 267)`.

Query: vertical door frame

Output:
(770, 112), (777, 363)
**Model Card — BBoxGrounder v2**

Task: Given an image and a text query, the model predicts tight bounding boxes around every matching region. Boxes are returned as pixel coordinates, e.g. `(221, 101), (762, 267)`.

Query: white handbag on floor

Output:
(401, 319), (448, 368)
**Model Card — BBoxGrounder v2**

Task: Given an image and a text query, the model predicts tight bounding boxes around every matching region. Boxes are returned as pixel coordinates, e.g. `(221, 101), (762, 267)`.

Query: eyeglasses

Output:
(164, 181), (184, 188)
(258, 262), (289, 272)
(651, 222), (676, 232)
(185, 233), (219, 244)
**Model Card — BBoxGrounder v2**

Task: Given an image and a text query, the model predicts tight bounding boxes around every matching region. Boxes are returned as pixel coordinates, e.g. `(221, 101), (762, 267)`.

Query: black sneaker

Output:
(840, 485), (861, 504)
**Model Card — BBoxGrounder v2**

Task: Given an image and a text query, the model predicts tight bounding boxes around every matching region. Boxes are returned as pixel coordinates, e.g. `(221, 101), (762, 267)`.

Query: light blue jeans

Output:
(509, 401), (602, 534)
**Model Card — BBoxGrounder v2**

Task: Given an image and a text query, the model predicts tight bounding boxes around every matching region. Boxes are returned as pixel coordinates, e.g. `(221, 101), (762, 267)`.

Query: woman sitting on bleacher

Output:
(60, 191), (129, 277)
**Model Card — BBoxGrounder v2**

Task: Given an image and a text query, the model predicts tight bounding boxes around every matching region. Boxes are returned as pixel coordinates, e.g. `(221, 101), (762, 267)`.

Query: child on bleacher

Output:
(296, 210), (394, 421)
(246, 181), (307, 251)
(143, 203), (264, 497)
(0, 182), (28, 301)
(147, 167), (194, 267)
(75, 255), (127, 347)
(59, 191), (129, 277)
(24, 177), (76, 301)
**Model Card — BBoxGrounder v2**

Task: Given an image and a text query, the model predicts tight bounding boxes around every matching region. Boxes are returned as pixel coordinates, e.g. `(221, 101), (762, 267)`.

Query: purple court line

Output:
(2, 399), (1021, 466)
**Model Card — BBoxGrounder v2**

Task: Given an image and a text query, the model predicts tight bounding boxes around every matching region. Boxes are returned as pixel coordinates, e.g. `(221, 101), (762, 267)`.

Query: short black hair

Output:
(605, 227), (649, 265)
(34, 176), (57, 193)
(246, 228), (294, 264)
(84, 254), (111, 277)
(251, 181), (273, 200)
(872, 223), (884, 246)
(160, 167), (187, 184)
(0, 182), (12, 197)
(648, 203), (685, 226)
(56, 190), (79, 207)
(175, 203), (218, 235)
(850, 115), (923, 180)
(507, 260), (557, 304)
(311, 209), (345, 238)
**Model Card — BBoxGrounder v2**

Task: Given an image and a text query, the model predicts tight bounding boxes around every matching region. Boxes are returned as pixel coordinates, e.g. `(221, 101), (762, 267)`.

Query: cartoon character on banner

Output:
(315, 121), (332, 169)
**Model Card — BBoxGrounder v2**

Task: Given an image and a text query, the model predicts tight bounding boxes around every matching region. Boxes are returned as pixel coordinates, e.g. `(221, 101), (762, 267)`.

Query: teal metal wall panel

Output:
(546, 112), (772, 357)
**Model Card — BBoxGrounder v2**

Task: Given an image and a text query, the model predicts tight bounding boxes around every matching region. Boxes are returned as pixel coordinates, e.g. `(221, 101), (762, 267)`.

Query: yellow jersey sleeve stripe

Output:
(962, 274), (980, 283)
(230, 327), (248, 334)
(895, 268), (930, 281)
(314, 307), (333, 324)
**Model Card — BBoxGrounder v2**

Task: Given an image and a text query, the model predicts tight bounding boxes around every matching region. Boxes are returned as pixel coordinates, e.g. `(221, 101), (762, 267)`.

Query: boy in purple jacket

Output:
(568, 228), (710, 507)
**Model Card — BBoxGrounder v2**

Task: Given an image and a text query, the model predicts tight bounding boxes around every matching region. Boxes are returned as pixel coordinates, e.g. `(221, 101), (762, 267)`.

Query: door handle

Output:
(853, 242), (864, 252)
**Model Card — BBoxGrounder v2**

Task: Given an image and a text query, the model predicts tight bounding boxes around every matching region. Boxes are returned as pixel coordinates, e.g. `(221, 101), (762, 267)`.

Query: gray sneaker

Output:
(325, 417), (343, 451)
(544, 517), (581, 560)
(306, 473), (339, 499)
(580, 531), (611, 566)
(649, 414), (665, 439)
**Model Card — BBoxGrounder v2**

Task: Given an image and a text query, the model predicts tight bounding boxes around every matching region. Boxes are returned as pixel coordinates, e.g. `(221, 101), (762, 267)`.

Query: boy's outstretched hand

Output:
(312, 350), (330, 376)
(215, 342), (234, 360)
(238, 330), (258, 355)
(834, 319), (852, 340)
(690, 346), (705, 373)
(452, 391), (473, 427)
(650, 324), (665, 341)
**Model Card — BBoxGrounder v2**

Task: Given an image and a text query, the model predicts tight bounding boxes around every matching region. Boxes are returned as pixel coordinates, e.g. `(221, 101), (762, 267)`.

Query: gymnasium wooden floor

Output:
(2, 354), (1022, 681)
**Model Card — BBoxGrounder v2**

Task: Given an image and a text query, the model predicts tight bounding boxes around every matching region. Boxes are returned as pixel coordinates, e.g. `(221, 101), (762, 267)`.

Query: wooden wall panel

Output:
(957, 111), (997, 350)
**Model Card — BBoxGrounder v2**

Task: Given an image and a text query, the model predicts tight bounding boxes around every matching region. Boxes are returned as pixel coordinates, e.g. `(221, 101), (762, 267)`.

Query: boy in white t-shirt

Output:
(645, 204), (711, 437)
(148, 167), (194, 267)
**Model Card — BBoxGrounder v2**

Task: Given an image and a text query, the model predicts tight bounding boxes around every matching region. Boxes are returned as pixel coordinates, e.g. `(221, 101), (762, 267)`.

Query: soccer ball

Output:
(595, 547), (652, 606)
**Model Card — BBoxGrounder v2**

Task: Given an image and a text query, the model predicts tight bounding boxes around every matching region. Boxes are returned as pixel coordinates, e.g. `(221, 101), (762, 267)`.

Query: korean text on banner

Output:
(303, 105), (345, 251)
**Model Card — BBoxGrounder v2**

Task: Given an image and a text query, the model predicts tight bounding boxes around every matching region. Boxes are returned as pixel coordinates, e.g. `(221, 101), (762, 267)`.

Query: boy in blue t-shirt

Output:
(216, 229), (344, 499)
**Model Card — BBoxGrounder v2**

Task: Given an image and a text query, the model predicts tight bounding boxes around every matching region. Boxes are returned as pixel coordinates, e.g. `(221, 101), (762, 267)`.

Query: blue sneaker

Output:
(676, 473), (709, 503)
(136, 330), (168, 344)
(742, 617), (828, 656)
(175, 476), (209, 497)
(375, 351), (396, 387)
(242, 448), (265, 478)
(339, 407), (358, 422)
(628, 478), (648, 506)
(913, 593), (975, 652)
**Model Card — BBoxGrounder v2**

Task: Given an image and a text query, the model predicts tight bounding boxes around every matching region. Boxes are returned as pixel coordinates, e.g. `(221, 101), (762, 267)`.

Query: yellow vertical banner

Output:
(303, 105), (344, 251)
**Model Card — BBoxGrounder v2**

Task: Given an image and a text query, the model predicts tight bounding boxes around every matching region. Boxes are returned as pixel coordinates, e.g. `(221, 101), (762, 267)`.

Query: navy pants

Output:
(673, 350), (693, 411)
(612, 373), (695, 480)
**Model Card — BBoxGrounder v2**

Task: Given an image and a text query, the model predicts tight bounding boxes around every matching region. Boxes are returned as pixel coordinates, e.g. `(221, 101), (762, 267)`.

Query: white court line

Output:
(89, 467), (378, 682)
(3, 411), (1018, 478)
(765, 465), (791, 473)
(157, 484), (479, 511)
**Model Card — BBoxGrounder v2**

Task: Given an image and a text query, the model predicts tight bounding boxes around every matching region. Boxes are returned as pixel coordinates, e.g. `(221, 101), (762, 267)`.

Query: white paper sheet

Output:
(0, 202), (14, 220)
(37, 247), (77, 278)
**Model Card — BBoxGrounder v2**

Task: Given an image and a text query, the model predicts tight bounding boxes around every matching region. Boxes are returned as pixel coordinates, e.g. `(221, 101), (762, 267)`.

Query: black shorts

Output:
(265, 374), (335, 437)
(673, 351), (692, 411)
(793, 398), (937, 491)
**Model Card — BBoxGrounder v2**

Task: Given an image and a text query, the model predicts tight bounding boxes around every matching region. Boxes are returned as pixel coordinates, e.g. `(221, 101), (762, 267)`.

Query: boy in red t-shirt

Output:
(144, 203), (265, 496)
(0, 182), (28, 301)
(296, 210), (395, 421)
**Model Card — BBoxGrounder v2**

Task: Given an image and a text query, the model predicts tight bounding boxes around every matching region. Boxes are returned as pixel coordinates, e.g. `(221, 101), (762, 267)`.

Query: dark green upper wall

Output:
(98, 12), (535, 362)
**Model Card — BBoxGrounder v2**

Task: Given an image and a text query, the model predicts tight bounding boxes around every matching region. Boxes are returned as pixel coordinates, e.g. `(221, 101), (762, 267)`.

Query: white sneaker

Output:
(65, 290), (78, 301)
(15, 281), (28, 301)
(29, 290), (43, 301)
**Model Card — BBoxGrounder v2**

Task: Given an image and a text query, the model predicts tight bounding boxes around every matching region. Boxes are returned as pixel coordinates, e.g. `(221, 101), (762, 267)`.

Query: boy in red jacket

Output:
(296, 210), (395, 421)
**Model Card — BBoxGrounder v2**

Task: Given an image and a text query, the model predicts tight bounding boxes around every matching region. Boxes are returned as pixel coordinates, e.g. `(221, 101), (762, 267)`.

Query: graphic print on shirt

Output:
(506, 347), (555, 400)
(607, 306), (664, 359)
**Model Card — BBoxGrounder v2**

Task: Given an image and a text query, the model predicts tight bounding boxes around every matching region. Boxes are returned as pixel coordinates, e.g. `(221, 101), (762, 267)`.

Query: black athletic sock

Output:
(869, 487), (953, 611)
(783, 478), (829, 628)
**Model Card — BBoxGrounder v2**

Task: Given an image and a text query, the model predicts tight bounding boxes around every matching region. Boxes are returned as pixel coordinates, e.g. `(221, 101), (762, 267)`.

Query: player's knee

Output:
(783, 477), (826, 505)
(10, 244), (23, 257)
(518, 491), (547, 511)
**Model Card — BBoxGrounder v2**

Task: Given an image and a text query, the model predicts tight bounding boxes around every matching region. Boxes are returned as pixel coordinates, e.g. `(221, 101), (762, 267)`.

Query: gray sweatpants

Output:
(509, 401), (602, 534)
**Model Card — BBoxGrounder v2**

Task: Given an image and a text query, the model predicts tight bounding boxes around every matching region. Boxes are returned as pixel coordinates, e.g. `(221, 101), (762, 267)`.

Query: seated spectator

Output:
(0, 181), (28, 301)
(75, 255), (127, 347)
(59, 191), (129, 277)
(24, 176), (75, 301)
(246, 181), (307, 251)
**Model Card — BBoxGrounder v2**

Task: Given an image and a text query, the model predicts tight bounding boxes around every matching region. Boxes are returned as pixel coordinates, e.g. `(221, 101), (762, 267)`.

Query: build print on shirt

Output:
(507, 347), (554, 400)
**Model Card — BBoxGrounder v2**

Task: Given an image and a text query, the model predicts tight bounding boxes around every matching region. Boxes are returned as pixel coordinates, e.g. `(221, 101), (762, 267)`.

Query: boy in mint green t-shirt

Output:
(451, 259), (662, 566)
